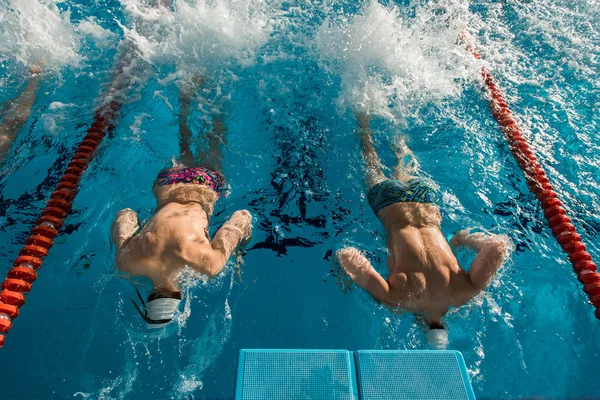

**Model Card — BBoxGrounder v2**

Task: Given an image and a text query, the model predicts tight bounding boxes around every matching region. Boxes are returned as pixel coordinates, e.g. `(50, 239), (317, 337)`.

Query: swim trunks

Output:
(154, 166), (227, 197)
(367, 178), (441, 215)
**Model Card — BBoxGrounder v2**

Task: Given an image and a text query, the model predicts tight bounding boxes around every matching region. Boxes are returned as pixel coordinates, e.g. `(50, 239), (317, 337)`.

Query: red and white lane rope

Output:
(463, 34), (600, 319)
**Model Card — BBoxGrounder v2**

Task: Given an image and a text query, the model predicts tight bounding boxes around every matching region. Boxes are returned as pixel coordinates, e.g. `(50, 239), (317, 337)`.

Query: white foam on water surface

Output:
(42, 101), (82, 135)
(0, 0), (81, 71)
(108, 0), (279, 125)
(118, 0), (275, 86)
(315, 0), (480, 121)
(77, 18), (116, 45)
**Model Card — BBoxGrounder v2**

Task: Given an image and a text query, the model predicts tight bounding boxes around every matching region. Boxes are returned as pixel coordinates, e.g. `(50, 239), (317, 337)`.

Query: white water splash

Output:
(316, 0), (479, 120)
(77, 18), (116, 45)
(118, 0), (275, 84)
(42, 102), (81, 135)
(0, 0), (81, 70)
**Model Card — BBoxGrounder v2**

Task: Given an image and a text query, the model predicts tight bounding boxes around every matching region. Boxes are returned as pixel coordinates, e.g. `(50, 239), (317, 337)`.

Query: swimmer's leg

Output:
(356, 113), (386, 188)
(178, 89), (196, 166)
(0, 68), (42, 161)
(178, 75), (225, 171)
(198, 114), (226, 172)
(337, 247), (390, 304)
(391, 136), (419, 182)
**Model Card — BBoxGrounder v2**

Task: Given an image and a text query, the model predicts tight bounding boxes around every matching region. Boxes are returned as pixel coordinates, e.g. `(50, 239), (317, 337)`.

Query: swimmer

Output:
(110, 79), (252, 328)
(337, 113), (510, 335)
(0, 65), (43, 162)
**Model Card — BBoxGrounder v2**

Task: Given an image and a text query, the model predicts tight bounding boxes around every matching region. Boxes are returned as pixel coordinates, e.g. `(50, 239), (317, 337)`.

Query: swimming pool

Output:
(1, 0), (599, 398)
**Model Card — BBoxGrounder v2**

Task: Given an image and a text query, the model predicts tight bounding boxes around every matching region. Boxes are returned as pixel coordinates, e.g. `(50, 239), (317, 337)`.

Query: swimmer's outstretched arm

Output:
(205, 210), (253, 277)
(110, 208), (142, 274)
(337, 247), (390, 303)
(0, 67), (42, 160)
(451, 230), (509, 291)
(110, 208), (140, 249)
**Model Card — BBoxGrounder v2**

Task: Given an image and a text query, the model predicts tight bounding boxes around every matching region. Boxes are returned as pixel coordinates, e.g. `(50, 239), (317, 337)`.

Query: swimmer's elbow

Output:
(206, 264), (224, 278)
(470, 281), (488, 293)
(373, 296), (387, 305)
(469, 264), (499, 292)
(205, 254), (226, 278)
(468, 247), (506, 292)
(373, 287), (393, 305)
(114, 257), (124, 271)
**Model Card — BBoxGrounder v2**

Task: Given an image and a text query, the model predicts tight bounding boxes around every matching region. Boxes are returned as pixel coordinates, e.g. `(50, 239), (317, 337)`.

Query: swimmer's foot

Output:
(29, 65), (42, 75)
(180, 73), (205, 97)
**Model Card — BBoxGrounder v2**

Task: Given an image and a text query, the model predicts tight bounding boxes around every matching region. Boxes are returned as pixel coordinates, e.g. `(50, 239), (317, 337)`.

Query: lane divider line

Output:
(462, 32), (600, 319)
(0, 98), (121, 348)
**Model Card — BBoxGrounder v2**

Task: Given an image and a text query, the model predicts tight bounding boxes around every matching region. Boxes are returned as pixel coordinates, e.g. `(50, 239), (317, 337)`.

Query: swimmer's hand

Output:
(209, 210), (253, 276)
(234, 209), (253, 248)
(336, 247), (390, 303)
(450, 229), (478, 248)
(232, 209), (253, 241)
(337, 247), (374, 287)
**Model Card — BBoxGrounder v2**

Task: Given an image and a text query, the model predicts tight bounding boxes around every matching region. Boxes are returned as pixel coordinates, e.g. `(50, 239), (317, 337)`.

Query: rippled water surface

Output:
(0, 0), (599, 398)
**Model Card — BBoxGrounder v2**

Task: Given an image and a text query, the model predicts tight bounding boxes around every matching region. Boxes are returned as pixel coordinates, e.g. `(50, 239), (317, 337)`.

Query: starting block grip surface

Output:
(355, 350), (476, 400)
(236, 349), (476, 399)
(236, 349), (358, 400)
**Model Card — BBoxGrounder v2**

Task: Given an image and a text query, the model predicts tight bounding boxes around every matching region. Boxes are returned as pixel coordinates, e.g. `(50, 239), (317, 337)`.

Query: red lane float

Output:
(0, 99), (121, 347)
(463, 34), (600, 319)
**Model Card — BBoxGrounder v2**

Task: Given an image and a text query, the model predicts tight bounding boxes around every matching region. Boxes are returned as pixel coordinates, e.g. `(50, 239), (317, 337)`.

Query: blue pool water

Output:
(1, 0), (599, 398)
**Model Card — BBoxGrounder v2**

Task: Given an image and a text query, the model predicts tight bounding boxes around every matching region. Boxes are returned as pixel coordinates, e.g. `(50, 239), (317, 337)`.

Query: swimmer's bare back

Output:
(339, 202), (508, 324)
(338, 113), (509, 325)
(111, 199), (252, 294)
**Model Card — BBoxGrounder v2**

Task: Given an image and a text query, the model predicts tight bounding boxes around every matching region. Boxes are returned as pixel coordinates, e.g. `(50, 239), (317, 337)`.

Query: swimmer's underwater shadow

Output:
(243, 117), (330, 256)
(245, 184), (357, 257)
(245, 184), (362, 258)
